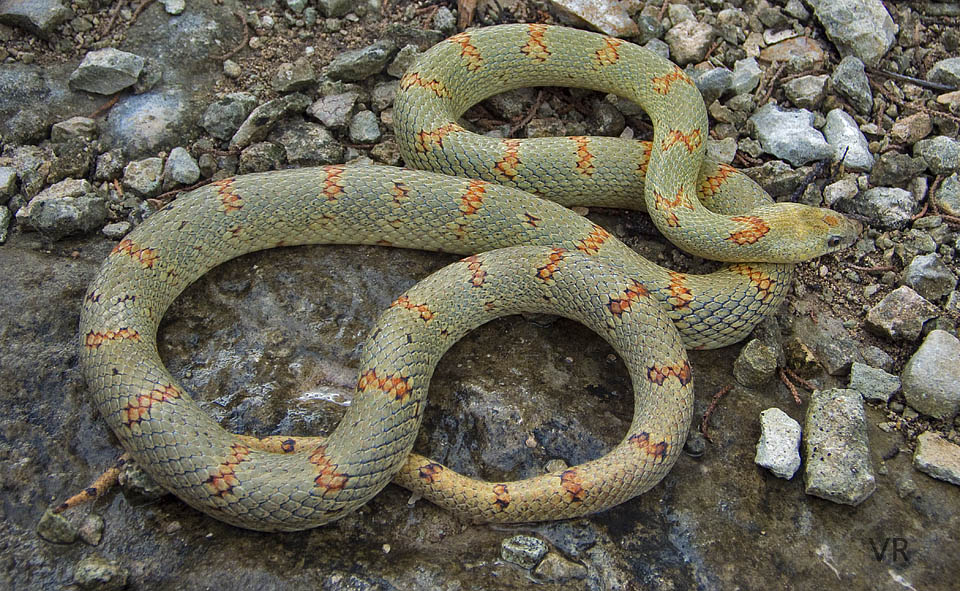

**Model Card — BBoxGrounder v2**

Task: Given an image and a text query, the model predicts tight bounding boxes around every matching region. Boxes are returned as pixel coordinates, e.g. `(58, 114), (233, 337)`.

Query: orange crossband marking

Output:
(84, 328), (140, 348)
(309, 446), (348, 491)
(399, 72), (451, 98)
(700, 163), (737, 198)
(415, 122), (465, 152)
(727, 216), (771, 245)
(494, 139), (522, 180)
(492, 484), (511, 511)
(462, 255), (487, 287)
(662, 128), (702, 153)
(357, 369), (413, 403)
(521, 212), (542, 228)
(459, 179), (486, 216)
(448, 32), (483, 71)
(390, 295), (435, 322)
(418, 463), (443, 484)
(521, 23), (550, 62)
(636, 141), (653, 175)
(667, 271), (693, 309)
(608, 279), (650, 317)
(653, 187), (695, 227)
(212, 178), (243, 213)
(560, 469), (586, 503)
(731, 264), (775, 301)
(594, 36), (622, 67)
(321, 164), (346, 200)
(390, 181), (410, 205)
(571, 136), (595, 176)
(122, 384), (181, 428)
(205, 443), (251, 498)
(628, 432), (669, 462)
(651, 65), (693, 94)
(575, 225), (611, 255)
(536, 248), (566, 284)
(647, 361), (693, 386)
(111, 239), (157, 268)
(823, 213), (841, 227)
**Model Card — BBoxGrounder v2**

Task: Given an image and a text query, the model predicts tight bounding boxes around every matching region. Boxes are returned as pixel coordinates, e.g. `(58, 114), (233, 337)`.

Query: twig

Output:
(778, 368), (804, 405)
(151, 179), (213, 203)
(509, 90), (544, 136)
(866, 66), (958, 92)
(131, 0), (155, 23)
(214, 10), (249, 62)
(911, 201), (930, 220)
(699, 385), (732, 442)
(848, 264), (896, 273)
(758, 62), (787, 107)
(89, 94), (120, 119)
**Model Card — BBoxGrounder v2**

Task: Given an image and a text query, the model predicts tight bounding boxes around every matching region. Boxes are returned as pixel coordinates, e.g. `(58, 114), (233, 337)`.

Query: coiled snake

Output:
(76, 24), (859, 531)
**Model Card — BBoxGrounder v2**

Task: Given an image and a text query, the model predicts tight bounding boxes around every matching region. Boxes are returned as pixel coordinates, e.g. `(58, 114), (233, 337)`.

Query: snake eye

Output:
(827, 236), (842, 248)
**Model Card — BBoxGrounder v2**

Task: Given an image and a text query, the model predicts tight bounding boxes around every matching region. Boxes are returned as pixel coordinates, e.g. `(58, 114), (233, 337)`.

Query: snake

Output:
(76, 24), (859, 531)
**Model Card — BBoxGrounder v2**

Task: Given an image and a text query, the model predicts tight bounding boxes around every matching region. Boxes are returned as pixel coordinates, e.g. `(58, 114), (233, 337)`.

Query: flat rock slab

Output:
(914, 432), (960, 486)
(804, 388), (876, 505)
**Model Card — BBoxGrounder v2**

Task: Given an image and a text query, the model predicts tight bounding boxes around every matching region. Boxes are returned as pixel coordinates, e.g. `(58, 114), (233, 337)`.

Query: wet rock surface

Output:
(0, 1), (958, 590)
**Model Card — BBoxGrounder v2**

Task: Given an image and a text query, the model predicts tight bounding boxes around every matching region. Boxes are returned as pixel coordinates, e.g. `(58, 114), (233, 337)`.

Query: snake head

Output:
(754, 203), (861, 262)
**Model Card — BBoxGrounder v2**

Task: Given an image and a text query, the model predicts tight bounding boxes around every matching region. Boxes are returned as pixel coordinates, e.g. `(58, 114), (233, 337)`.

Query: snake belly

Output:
(78, 25), (858, 531)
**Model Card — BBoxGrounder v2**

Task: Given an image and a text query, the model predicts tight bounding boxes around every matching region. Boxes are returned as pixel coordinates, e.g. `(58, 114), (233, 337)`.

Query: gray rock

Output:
(803, 388), (876, 505)
(68, 48), (145, 95)
(50, 116), (98, 142)
(36, 507), (77, 544)
(48, 138), (95, 185)
(371, 80), (399, 112)
(387, 44), (420, 78)
(927, 57), (960, 88)
(749, 103), (833, 166)
(102, 221), (132, 240)
(890, 112), (933, 145)
(731, 57), (761, 96)
(643, 38), (671, 61)
(78, 513), (105, 546)
(201, 92), (258, 141)
(159, 0), (185, 15)
(370, 138), (401, 165)
(663, 20), (715, 65)
(836, 186), (916, 230)
(785, 75), (828, 109)
(706, 137), (737, 164)
(0, 167), (17, 202)
(0, 208), (8, 243)
(271, 119), (344, 165)
(122, 157), (164, 198)
(591, 101), (625, 137)
(117, 458), (167, 501)
(229, 93), (312, 150)
(666, 2), (695, 23)
(913, 431), (960, 486)
(133, 57), (163, 95)
(823, 109), (874, 171)
(17, 179), (107, 240)
(869, 151), (926, 187)
(865, 286), (939, 340)
(937, 173), (960, 217)
(848, 362), (900, 403)
(830, 55), (873, 116)
(272, 57), (316, 93)
(914, 136), (960, 175)
(808, 0), (896, 66)
(222, 59), (242, 79)
(432, 6), (456, 36)
(901, 253), (958, 301)
(822, 178), (857, 208)
(784, 0), (810, 20)
(317, 0), (352, 18)
(11, 144), (51, 198)
(163, 147), (201, 186)
(94, 149), (125, 182)
(0, 0), (70, 37)
(348, 110), (381, 144)
(755, 408), (802, 479)
(533, 552), (588, 583)
(308, 91), (359, 130)
(285, 0), (307, 13)
(239, 142), (286, 174)
(733, 338), (779, 387)
(901, 330), (960, 420)
(635, 14), (664, 45)
(695, 67), (732, 106)
(501, 535), (548, 568)
(799, 313), (864, 375)
(102, 88), (191, 158)
(326, 40), (398, 81)
(383, 23), (444, 51)
(73, 554), (128, 591)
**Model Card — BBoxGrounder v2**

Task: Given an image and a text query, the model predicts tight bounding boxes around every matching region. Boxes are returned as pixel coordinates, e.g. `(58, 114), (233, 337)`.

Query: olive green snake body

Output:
(78, 24), (859, 531)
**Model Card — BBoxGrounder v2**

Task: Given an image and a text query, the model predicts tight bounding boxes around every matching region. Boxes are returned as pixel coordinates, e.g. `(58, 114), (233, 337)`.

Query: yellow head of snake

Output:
(758, 203), (862, 262)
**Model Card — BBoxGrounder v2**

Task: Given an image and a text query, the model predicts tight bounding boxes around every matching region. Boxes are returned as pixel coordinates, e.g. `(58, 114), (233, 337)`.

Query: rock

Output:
(371, 80), (399, 112)
(50, 116), (98, 142)
(69, 48), (145, 95)
(784, 0), (809, 20)
(865, 286), (938, 340)
(901, 253), (957, 301)
(695, 67), (732, 106)
(913, 431), (960, 486)
(501, 535), (548, 568)
(591, 101), (625, 137)
(823, 109), (874, 171)
(914, 136), (960, 175)
(36, 507), (78, 544)
(663, 19), (715, 66)
(549, 0), (639, 37)
(890, 112), (932, 145)
(432, 6), (456, 35)
(937, 173), (960, 216)
(11, 144), (52, 198)
(748, 103), (833, 166)
(758, 37), (827, 74)
(383, 23), (443, 51)
(901, 330), (960, 420)
(836, 186), (915, 230)
(73, 555), (128, 591)
(635, 14), (664, 45)
(159, 0), (185, 15)
(784, 75), (828, 109)
(755, 408), (802, 479)
(348, 110), (381, 144)
(927, 57), (960, 88)
(239, 142), (286, 174)
(102, 88), (191, 158)
(0, 0), (70, 37)
(848, 362), (900, 403)
(706, 137), (737, 163)
(869, 151), (926, 187)
(78, 513), (105, 546)
(823, 178), (857, 207)
(308, 91), (359, 130)
(94, 149), (125, 182)
(229, 93), (312, 150)
(163, 147), (201, 187)
(117, 458), (167, 501)
(17, 179), (107, 240)
(666, 2), (695, 23)
(803, 388), (876, 505)
(271, 119), (344, 165)
(795, 312), (863, 375)
(222, 59), (241, 79)
(537, 522), (597, 558)
(0, 208), (8, 243)
(0, 166), (18, 202)
(317, 0), (353, 18)
(122, 157), (164, 198)
(733, 338), (778, 387)
(370, 138), (401, 165)
(807, 0), (896, 66)
(326, 40), (397, 81)
(200, 93), (261, 142)
(533, 552), (588, 583)
(272, 57), (316, 93)
(386, 44), (420, 78)
(102, 221), (132, 240)
(830, 55), (873, 116)
(643, 38), (670, 61)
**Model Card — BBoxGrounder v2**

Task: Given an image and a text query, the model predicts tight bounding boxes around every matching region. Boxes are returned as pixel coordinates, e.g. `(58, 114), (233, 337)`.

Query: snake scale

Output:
(77, 24), (859, 531)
